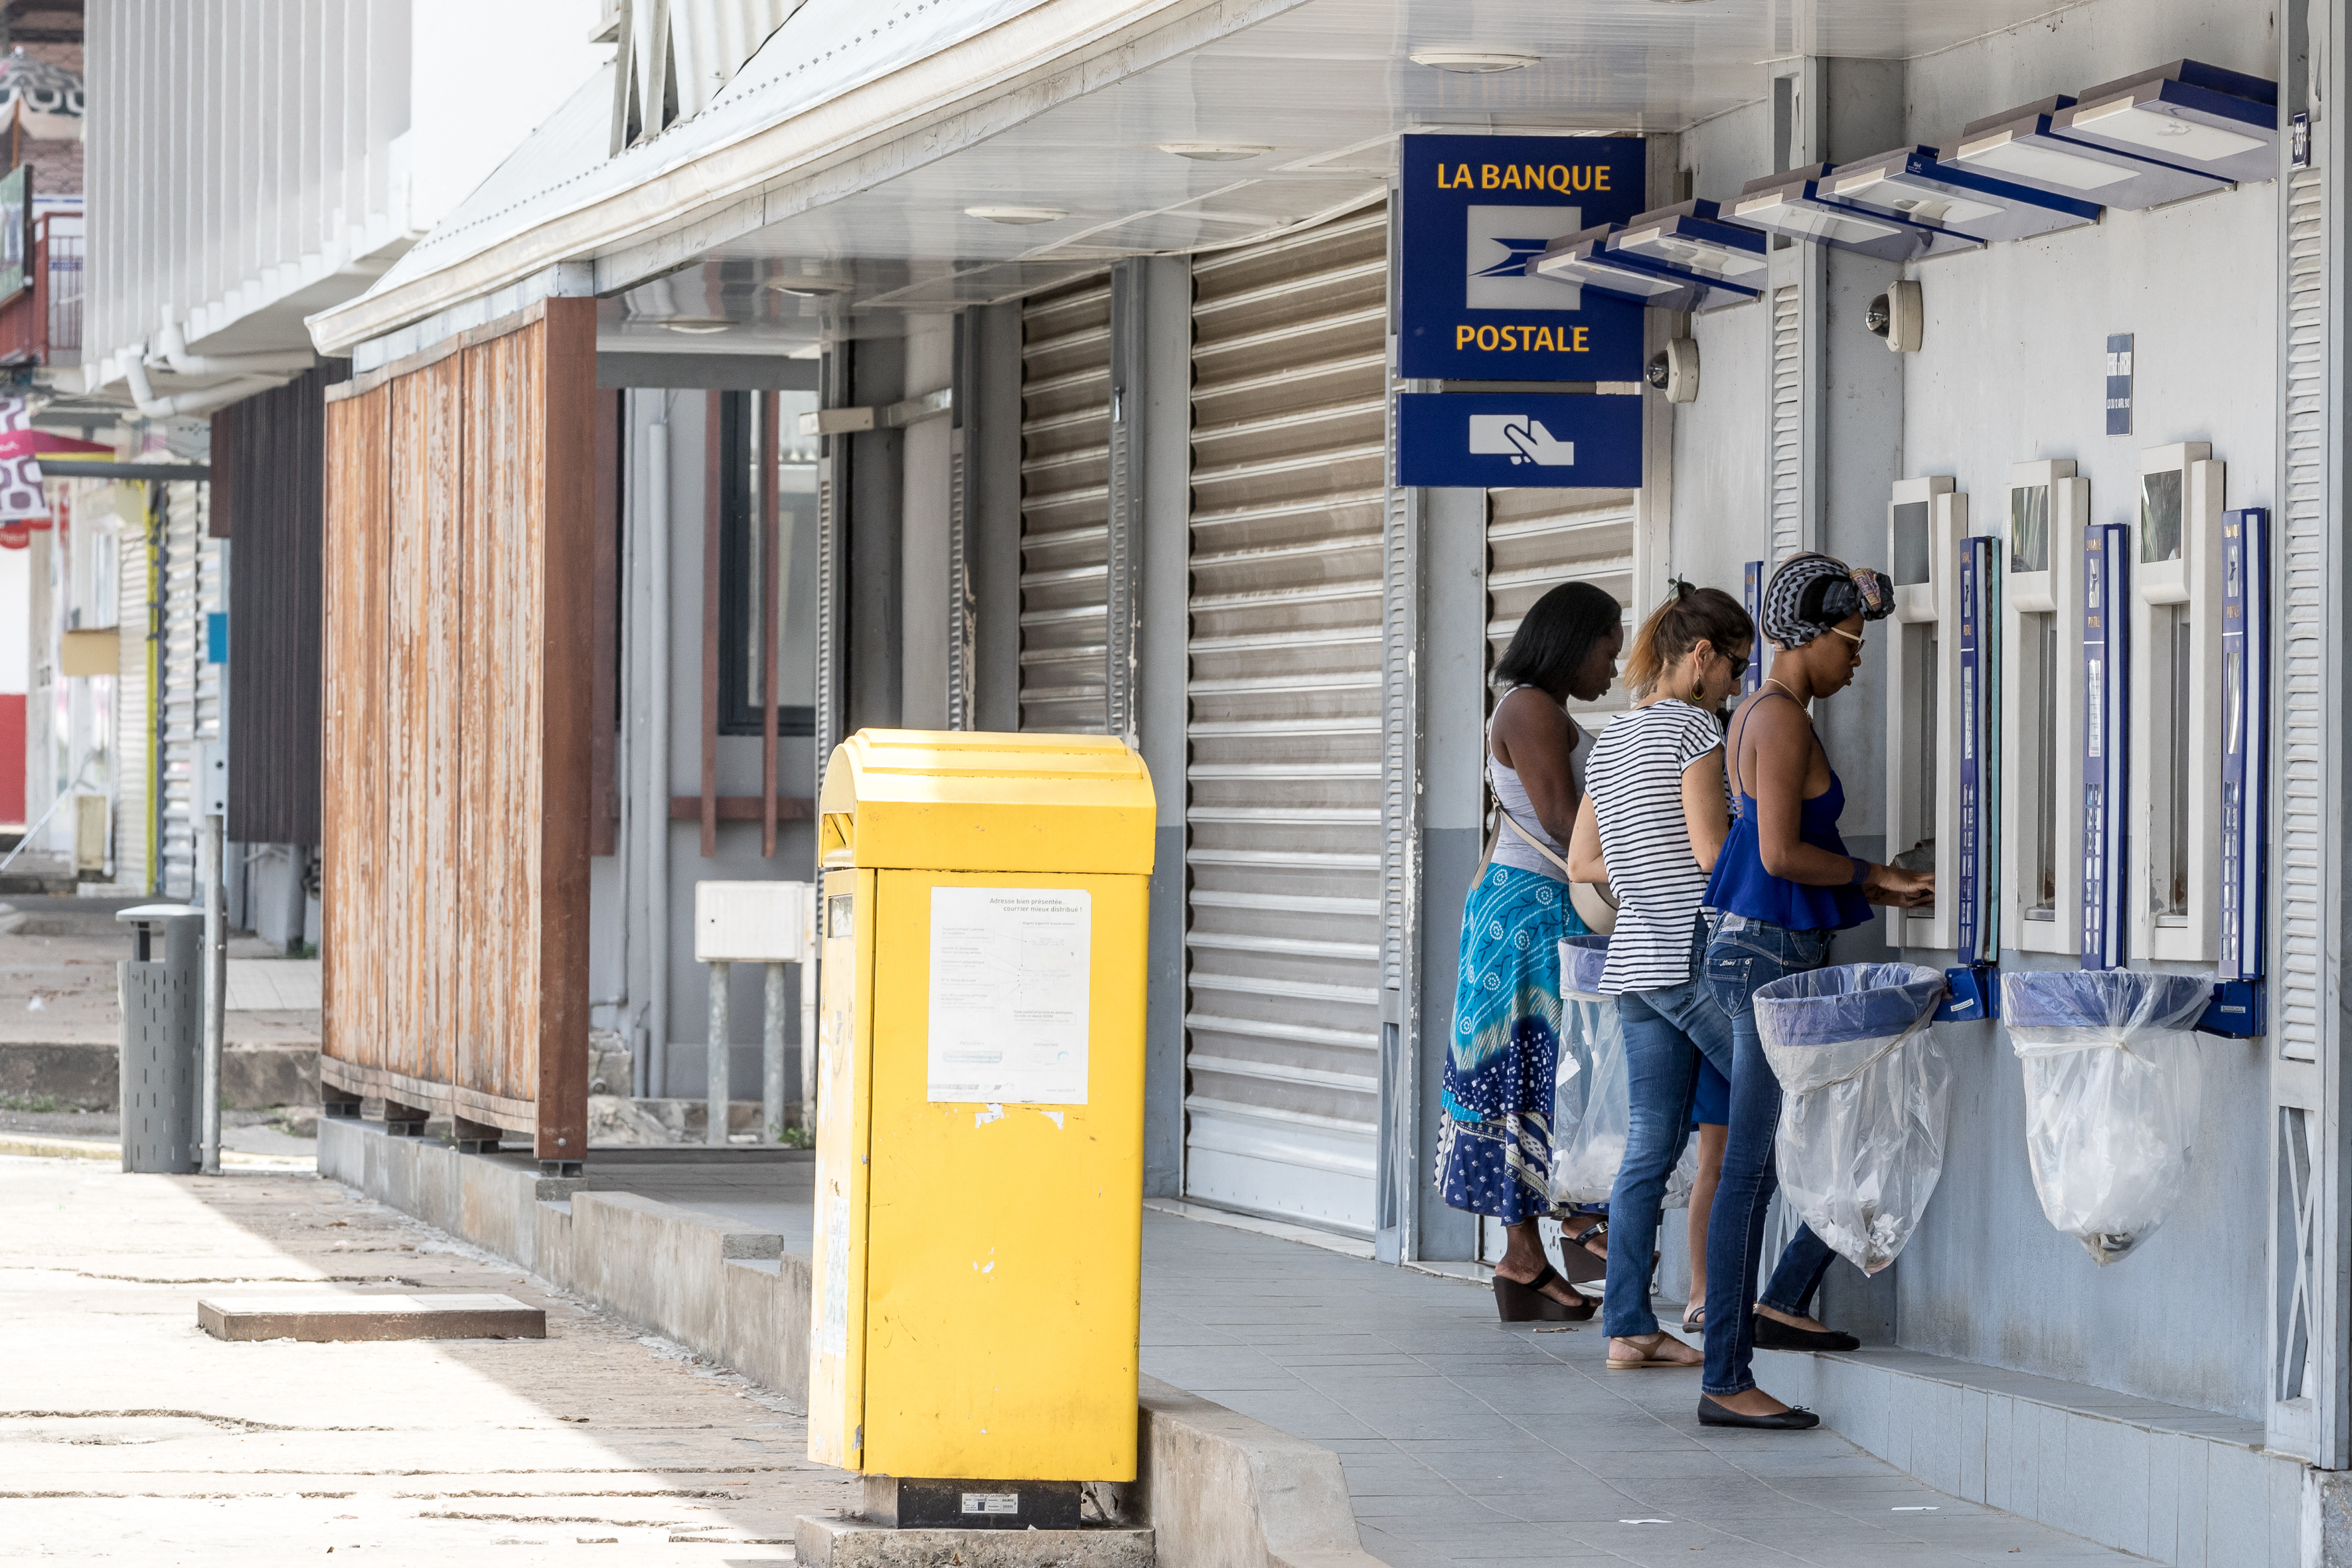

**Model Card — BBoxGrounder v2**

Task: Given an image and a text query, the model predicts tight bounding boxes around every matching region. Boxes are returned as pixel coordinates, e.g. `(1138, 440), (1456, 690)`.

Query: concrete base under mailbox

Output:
(793, 1518), (1153, 1568)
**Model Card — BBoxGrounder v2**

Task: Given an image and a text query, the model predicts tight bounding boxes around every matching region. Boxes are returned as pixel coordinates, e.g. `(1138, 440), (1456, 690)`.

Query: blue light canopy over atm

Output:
(1824, 147), (2099, 245)
(2053, 60), (2280, 187)
(1530, 204), (1763, 314)
(1947, 94), (2233, 210)
(1729, 165), (1984, 262)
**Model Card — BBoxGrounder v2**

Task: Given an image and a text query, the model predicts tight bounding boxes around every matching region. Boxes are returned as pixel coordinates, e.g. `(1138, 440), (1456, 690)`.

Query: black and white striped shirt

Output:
(1583, 700), (1725, 994)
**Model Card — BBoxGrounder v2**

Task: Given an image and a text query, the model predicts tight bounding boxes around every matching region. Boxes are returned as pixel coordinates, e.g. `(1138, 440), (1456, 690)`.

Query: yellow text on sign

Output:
(1453, 323), (1590, 354)
(1437, 162), (1612, 193)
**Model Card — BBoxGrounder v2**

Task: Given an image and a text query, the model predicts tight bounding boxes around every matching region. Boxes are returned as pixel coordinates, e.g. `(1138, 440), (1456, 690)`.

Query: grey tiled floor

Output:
(584, 1156), (2149, 1566)
(1137, 1212), (2151, 1567)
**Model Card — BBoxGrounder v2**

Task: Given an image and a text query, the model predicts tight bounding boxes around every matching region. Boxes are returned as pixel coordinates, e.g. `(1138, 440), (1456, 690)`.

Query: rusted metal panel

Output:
(319, 299), (595, 1156)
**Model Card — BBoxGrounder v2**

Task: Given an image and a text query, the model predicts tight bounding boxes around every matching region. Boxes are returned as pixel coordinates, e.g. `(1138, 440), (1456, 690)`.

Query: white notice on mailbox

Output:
(927, 887), (1091, 1105)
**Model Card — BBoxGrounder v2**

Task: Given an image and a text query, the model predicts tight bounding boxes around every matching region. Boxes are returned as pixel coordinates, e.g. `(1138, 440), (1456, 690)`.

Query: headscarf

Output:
(1759, 552), (1894, 649)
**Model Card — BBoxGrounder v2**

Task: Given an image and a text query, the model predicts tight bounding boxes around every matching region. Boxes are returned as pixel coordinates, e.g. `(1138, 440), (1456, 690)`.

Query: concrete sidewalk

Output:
(582, 1156), (2148, 1565)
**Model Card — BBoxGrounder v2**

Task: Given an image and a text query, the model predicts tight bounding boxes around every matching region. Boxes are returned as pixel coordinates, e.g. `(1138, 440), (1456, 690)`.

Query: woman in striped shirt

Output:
(1567, 583), (1751, 1370)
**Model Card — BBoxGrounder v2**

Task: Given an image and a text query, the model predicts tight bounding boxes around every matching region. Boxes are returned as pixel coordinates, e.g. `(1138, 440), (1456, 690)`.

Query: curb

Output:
(1115, 1377), (1392, 1568)
(0, 1132), (315, 1169)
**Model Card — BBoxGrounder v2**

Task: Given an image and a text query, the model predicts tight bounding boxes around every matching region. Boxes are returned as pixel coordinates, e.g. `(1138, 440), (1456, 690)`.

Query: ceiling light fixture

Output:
(660, 317), (733, 333)
(1409, 49), (1539, 73)
(966, 205), (1067, 225)
(765, 277), (854, 296)
(1158, 142), (1273, 161)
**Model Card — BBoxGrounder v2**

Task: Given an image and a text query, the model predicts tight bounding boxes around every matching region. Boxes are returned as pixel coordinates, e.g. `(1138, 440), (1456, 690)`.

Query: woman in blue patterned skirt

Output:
(1438, 580), (1625, 1322)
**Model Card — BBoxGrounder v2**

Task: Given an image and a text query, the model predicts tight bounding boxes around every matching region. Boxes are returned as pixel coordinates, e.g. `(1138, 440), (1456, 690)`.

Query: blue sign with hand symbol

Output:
(1395, 392), (1642, 489)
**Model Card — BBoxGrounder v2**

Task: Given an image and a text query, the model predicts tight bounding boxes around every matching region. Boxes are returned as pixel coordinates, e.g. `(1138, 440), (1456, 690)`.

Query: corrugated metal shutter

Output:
(158, 481), (218, 900)
(115, 499), (149, 891)
(1768, 282), (1804, 565)
(2278, 164), (2327, 1064)
(1182, 202), (1387, 1234)
(1487, 485), (1637, 723)
(1018, 274), (1113, 733)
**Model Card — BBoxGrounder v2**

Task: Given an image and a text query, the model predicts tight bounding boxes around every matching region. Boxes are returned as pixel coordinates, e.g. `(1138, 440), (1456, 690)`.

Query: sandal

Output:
(1607, 1331), (1703, 1370)
(1681, 1306), (1707, 1332)
(1556, 1220), (1610, 1285)
(1494, 1262), (1597, 1324)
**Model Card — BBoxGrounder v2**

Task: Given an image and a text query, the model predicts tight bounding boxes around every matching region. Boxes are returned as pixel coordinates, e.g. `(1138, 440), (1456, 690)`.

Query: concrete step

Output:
(196, 1293), (546, 1342)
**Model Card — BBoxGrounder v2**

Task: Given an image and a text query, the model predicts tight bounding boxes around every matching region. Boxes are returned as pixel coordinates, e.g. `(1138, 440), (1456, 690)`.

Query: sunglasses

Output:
(1721, 647), (1753, 680)
(1829, 626), (1865, 652)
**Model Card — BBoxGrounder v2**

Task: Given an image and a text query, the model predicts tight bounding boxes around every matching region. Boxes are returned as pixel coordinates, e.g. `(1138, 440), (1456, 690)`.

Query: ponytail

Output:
(1624, 580), (1753, 697)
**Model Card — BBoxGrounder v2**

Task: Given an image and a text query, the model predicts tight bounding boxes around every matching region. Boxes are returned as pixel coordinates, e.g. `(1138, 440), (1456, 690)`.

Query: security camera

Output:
(1866, 280), (1922, 353)
(1645, 337), (1699, 403)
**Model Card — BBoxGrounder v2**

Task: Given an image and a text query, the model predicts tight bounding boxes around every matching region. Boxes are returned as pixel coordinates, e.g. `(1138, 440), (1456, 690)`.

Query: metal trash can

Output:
(117, 903), (204, 1174)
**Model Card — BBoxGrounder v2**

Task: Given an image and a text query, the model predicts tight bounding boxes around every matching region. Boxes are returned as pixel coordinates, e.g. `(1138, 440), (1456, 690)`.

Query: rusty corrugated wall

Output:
(321, 299), (594, 1160)
(218, 362), (347, 847)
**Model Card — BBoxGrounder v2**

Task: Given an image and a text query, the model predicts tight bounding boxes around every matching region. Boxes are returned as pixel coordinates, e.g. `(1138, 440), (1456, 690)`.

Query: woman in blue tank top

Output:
(1695, 554), (1933, 1431)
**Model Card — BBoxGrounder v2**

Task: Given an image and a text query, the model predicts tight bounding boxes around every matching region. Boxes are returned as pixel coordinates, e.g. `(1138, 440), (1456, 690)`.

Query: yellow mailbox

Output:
(807, 729), (1155, 1519)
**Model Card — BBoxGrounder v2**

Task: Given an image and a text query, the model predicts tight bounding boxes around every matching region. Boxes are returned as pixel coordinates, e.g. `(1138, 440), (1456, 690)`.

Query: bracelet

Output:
(1847, 857), (1871, 886)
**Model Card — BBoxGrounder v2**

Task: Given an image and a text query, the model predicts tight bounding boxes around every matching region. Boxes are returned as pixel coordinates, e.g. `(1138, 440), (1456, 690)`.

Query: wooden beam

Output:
(588, 388), (621, 857)
(670, 795), (815, 822)
(533, 297), (598, 1165)
(701, 390), (722, 859)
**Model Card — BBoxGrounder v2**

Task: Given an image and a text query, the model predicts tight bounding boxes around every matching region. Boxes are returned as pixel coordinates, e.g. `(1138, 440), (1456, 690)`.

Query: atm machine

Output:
(2073, 444), (2266, 1033)
(1884, 477), (1998, 1016)
(1999, 462), (2090, 957)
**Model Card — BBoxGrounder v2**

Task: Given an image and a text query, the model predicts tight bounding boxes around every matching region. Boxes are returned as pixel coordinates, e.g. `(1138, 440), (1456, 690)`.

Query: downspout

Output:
(647, 411), (672, 1098)
(119, 352), (296, 420)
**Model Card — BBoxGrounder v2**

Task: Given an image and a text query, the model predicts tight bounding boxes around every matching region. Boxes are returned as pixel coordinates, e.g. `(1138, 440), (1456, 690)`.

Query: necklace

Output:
(1762, 676), (1802, 700)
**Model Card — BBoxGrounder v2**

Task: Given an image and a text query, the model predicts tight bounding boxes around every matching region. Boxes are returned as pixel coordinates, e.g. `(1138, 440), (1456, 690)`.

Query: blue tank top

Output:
(1704, 694), (1871, 931)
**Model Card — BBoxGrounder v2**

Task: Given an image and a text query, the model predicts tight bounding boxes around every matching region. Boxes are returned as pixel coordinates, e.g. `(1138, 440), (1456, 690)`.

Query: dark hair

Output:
(1623, 580), (1753, 696)
(1493, 581), (1624, 698)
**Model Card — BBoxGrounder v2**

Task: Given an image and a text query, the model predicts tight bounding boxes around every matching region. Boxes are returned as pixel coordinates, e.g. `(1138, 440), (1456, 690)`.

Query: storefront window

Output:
(718, 388), (821, 736)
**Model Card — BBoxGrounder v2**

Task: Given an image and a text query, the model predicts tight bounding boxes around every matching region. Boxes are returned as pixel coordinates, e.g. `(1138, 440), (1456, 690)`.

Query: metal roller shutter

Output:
(157, 482), (218, 901)
(114, 495), (149, 892)
(1018, 274), (1113, 733)
(1182, 201), (1388, 1234)
(2278, 164), (2327, 1067)
(1768, 283), (1804, 566)
(1486, 485), (1637, 724)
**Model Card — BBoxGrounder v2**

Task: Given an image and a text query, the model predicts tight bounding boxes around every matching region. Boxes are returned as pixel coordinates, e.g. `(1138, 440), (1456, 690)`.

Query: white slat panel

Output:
(1184, 202), (1387, 1235)
(158, 481), (216, 902)
(116, 505), (149, 892)
(1486, 486), (1638, 721)
(2278, 166), (2327, 1062)
(1769, 282), (1804, 566)
(1018, 275), (1113, 733)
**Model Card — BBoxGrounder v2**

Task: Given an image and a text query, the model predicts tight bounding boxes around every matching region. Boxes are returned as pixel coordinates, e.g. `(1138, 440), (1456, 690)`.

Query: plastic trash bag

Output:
(1551, 937), (1698, 1208)
(1753, 963), (1950, 1275)
(2002, 969), (2209, 1265)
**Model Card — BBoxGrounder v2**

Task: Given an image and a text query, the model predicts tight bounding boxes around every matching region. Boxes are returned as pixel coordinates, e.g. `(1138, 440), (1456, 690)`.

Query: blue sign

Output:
(206, 611), (228, 665)
(2080, 523), (2130, 969)
(1395, 392), (1642, 490)
(1954, 535), (1998, 967)
(2218, 508), (2267, 986)
(1398, 135), (1647, 382)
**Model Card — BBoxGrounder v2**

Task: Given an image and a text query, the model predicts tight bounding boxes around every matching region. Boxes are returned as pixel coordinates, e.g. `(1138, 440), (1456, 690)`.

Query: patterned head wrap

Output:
(1760, 552), (1895, 648)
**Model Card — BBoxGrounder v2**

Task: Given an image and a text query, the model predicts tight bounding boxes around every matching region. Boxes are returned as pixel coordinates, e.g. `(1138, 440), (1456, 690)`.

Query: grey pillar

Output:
(1127, 255), (1192, 1200)
(706, 959), (731, 1146)
(849, 336), (906, 732)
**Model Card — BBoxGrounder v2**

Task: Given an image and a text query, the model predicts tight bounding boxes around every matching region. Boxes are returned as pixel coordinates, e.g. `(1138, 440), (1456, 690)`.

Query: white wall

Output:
(1665, 0), (2284, 1418)
(0, 546), (27, 694)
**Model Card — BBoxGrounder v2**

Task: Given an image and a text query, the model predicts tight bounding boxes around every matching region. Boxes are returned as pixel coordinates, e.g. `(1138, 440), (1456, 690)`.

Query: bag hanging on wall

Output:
(2001, 969), (2209, 1265)
(1753, 963), (1952, 1274)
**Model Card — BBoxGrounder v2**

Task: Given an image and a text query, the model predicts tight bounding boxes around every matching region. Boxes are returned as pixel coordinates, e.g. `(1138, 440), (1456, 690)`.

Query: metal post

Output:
(800, 886), (819, 1142)
(762, 960), (786, 1143)
(706, 959), (730, 1145)
(198, 813), (224, 1175)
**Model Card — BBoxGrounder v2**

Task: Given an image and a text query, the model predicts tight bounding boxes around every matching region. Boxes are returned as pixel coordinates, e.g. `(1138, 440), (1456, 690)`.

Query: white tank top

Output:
(1488, 687), (1589, 881)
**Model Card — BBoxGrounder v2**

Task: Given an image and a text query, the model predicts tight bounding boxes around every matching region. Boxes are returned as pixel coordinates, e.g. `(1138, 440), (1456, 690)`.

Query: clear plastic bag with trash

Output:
(1551, 937), (1697, 1208)
(1753, 963), (1951, 1274)
(2001, 969), (2209, 1265)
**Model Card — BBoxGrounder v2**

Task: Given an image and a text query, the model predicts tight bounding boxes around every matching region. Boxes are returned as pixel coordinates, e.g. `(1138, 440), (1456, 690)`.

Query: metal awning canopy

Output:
(309, 0), (2110, 363)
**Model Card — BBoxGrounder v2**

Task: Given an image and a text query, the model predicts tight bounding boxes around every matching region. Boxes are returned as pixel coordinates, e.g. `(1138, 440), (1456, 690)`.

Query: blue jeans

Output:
(1602, 979), (1734, 1338)
(1701, 914), (1842, 1396)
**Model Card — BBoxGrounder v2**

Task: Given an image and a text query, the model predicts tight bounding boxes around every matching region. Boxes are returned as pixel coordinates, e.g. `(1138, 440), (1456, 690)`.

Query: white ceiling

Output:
(605, 0), (2105, 346)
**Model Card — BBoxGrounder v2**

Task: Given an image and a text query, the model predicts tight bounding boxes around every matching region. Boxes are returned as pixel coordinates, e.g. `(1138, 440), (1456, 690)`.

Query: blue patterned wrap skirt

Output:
(1437, 862), (1588, 1224)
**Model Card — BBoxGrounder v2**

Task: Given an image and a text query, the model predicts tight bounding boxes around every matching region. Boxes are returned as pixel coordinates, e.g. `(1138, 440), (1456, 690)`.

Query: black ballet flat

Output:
(1752, 1315), (1861, 1353)
(1494, 1262), (1596, 1323)
(1697, 1395), (1820, 1429)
